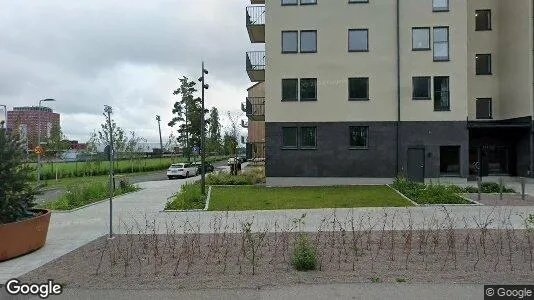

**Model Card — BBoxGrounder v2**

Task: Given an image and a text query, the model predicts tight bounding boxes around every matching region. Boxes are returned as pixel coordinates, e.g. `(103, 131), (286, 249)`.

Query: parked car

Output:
(192, 162), (214, 173)
(166, 163), (197, 179)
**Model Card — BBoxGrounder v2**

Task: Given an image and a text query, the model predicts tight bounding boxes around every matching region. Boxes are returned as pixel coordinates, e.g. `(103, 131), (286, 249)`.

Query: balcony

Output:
(243, 97), (265, 121)
(241, 119), (248, 128)
(246, 51), (265, 82)
(246, 6), (265, 43)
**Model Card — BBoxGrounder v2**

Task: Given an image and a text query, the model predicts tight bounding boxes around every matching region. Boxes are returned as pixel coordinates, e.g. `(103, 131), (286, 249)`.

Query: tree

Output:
(44, 124), (70, 159)
(125, 131), (147, 172)
(207, 107), (222, 154)
(168, 76), (209, 161)
(97, 119), (127, 158)
(225, 111), (240, 175)
(0, 128), (37, 224)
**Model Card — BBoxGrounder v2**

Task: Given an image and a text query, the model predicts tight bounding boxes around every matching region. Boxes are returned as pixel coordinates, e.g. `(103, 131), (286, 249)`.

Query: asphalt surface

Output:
(34, 160), (228, 205)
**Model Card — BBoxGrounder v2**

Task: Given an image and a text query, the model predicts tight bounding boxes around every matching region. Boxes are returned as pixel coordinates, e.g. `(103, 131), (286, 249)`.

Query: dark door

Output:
(407, 148), (425, 182)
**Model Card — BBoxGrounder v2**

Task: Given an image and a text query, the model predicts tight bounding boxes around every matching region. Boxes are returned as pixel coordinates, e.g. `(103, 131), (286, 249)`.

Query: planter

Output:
(0, 209), (51, 262)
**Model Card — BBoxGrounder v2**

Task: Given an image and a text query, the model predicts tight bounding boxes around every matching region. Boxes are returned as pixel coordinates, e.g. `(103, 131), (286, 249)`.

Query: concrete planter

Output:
(0, 209), (51, 261)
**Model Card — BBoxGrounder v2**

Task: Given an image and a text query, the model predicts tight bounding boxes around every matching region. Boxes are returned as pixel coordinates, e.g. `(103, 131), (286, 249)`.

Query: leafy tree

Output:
(44, 124), (70, 159)
(97, 119), (127, 158)
(0, 127), (38, 224)
(168, 76), (209, 161)
(207, 107), (222, 154)
(125, 131), (147, 172)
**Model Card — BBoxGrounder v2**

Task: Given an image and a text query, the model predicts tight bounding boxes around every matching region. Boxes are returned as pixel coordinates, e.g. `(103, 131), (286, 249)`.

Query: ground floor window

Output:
(440, 146), (460, 175)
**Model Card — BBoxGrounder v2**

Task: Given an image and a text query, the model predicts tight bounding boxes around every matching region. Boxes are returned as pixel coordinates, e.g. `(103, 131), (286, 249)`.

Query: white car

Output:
(167, 163), (198, 179)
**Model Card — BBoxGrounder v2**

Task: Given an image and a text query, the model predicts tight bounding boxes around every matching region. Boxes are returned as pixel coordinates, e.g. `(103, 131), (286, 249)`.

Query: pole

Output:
(105, 105), (114, 239)
(0, 105), (6, 129)
(37, 101), (42, 183)
(156, 115), (163, 160)
(201, 61), (206, 196)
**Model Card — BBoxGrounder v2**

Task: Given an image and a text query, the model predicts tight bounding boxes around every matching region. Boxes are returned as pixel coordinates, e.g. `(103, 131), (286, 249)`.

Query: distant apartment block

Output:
(7, 106), (60, 150)
(245, 0), (534, 185)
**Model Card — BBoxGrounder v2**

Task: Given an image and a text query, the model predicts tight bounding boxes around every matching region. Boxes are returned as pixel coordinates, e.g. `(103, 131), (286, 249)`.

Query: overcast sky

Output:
(0, 0), (263, 144)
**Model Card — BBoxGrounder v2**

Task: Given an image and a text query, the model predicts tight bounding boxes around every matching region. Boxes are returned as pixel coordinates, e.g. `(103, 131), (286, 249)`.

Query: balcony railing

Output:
(246, 6), (265, 26)
(246, 6), (265, 43)
(245, 97), (265, 121)
(246, 51), (265, 82)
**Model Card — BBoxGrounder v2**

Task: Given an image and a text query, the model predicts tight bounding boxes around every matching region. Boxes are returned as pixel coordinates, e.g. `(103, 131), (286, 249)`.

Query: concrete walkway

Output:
(1, 177), (534, 284)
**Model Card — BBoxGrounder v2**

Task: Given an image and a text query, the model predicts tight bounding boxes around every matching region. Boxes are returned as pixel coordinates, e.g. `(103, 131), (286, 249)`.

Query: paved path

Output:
(0, 283), (484, 300)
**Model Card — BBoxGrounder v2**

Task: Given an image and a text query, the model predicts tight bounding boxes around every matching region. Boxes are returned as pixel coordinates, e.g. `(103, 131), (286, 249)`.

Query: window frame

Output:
(475, 54), (492, 75)
(281, 30), (298, 54)
(300, 30), (317, 53)
(281, 78), (299, 102)
(475, 9), (492, 31)
(412, 27), (431, 51)
(412, 76), (432, 100)
(348, 29), (369, 52)
(433, 26), (450, 62)
(476, 98), (493, 119)
(281, 127), (299, 149)
(300, 126), (317, 149)
(300, 0), (317, 5)
(432, 0), (449, 12)
(300, 78), (318, 101)
(348, 77), (370, 101)
(281, 0), (298, 6)
(348, 0), (369, 3)
(349, 126), (369, 149)
(433, 76), (450, 111)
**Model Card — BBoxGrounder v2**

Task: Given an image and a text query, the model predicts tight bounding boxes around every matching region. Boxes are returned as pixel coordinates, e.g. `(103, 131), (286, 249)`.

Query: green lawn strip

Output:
(208, 185), (413, 211)
(165, 182), (205, 210)
(391, 178), (471, 205)
(36, 171), (157, 190)
(38, 179), (140, 211)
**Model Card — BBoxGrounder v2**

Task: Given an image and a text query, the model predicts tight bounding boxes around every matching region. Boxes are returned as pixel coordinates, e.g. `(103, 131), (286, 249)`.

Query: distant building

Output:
(67, 140), (88, 151)
(7, 106), (60, 150)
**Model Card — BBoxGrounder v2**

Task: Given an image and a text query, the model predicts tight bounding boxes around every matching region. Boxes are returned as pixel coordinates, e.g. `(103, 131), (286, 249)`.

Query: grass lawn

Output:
(208, 185), (413, 211)
(36, 171), (159, 190)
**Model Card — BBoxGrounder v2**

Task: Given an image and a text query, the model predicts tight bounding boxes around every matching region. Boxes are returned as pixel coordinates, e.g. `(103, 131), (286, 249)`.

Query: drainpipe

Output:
(395, 0), (401, 176)
(530, 121), (533, 177)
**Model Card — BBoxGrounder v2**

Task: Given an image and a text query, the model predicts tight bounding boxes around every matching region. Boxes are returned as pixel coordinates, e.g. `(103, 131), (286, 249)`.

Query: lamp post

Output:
(104, 105), (114, 239)
(37, 98), (55, 183)
(0, 105), (6, 129)
(156, 115), (163, 157)
(198, 62), (209, 196)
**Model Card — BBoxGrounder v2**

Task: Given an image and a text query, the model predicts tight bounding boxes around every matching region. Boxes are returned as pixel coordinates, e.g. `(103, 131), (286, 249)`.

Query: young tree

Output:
(225, 111), (240, 175)
(45, 124), (70, 159)
(125, 131), (147, 172)
(97, 119), (127, 158)
(0, 128), (38, 224)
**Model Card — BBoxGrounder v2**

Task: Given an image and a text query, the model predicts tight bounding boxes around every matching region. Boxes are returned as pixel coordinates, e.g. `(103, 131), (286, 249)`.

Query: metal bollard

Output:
(521, 177), (526, 201)
(499, 176), (503, 201)
(477, 176), (482, 201)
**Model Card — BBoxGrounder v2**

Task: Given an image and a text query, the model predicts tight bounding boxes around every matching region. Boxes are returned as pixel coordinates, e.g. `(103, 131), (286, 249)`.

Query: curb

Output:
(162, 186), (212, 213)
(45, 187), (143, 213)
(386, 185), (482, 206)
(386, 184), (419, 206)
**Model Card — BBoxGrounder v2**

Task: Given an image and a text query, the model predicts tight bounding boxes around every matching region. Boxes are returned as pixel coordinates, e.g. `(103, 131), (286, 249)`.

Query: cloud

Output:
(0, 0), (260, 144)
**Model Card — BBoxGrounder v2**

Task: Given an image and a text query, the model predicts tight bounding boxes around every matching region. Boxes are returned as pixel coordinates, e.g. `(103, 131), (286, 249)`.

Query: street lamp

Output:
(198, 62), (209, 196)
(156, 115), (163, 157)
(103, 105), (114, 239)
(37, 98), (55, 183)
(0, 105), (6, 129)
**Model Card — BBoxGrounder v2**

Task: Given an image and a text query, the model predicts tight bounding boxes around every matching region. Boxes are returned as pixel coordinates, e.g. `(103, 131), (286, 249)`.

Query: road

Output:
(34, 160), (228, 205)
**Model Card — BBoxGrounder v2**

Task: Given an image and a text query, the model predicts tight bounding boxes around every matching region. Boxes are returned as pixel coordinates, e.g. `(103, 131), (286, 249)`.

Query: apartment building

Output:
(242, 82), (266, 160)
(6, 106), (61, 150)
(245, 0), (534, 185)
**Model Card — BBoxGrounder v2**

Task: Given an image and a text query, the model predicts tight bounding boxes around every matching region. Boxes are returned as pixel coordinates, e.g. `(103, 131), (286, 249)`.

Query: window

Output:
(300, 127), (317, 148)
(476, 98), (492, 119)
(300, 78), (317, 101)
(281, 0), (298, 5)
(434, 76), (450, 111)
(349, 126), (368, 148)
(349, 0), (369, 2)
(433, 27), (449, 61)
(475, 10), (491, 31)
(476, 54), (491, 75)
(348, 29), (368, 52)
(282, 79), (298, 101)
(412, 77), (431, 100)
(412, 28), (430, 50)
(300, 31), (317, 53)
(300, 0), (317, 4)
(282, 31), (298, 53)
(282, 127), (298, 148)
(440, 146), (460, 176)
(433, 0), (449, 12)
(348, 77), (369, 100)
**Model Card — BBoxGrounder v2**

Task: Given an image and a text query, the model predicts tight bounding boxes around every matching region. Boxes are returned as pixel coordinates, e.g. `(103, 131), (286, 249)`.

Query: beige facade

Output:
(262, 0), (532, 123)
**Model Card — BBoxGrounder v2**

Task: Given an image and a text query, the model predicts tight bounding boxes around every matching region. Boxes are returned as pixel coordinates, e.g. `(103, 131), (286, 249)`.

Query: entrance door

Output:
(407, 148), (425, 182)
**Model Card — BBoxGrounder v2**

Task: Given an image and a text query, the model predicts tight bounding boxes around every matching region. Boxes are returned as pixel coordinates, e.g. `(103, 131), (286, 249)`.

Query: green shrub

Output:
(165, 181), (205, 210)
(41, 179), (138, 210)
(461, 182), (515, 193)
(291, 234), (318, 271)
(206, 173), (253, 185)
(392, 177), (470, 205)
